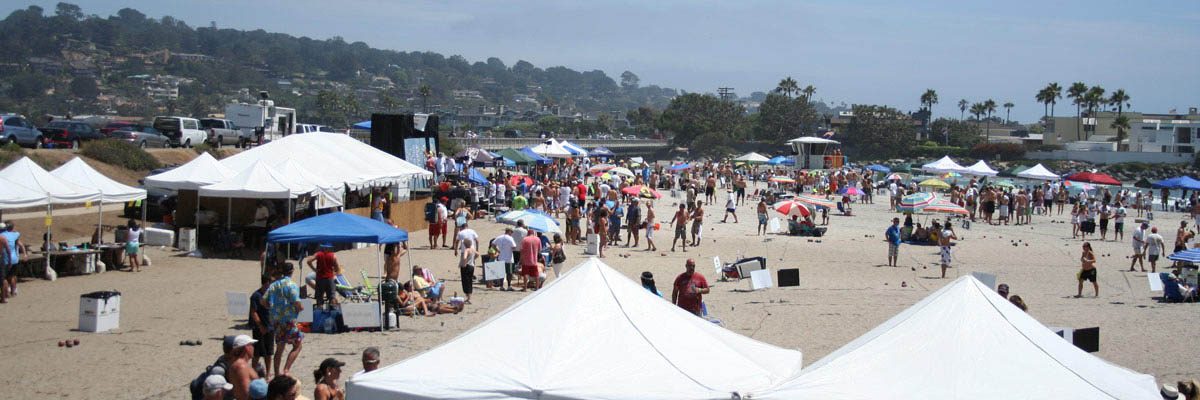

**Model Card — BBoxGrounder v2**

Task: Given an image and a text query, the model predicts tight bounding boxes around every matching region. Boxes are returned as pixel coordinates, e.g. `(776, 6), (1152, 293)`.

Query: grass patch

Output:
(79, 139), (161, 171)
(192, 143), (232, 159)
(0, 142), (24, 167)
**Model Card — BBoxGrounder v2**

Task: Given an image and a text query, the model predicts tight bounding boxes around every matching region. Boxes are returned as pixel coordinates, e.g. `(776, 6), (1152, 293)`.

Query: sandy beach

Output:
(0, 184), (1195, 399)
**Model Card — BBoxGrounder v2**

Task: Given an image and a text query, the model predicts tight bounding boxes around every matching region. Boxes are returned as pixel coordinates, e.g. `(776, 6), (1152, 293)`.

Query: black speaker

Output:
(777, 268), (800, 287)
(1072, 327), (1099, 353)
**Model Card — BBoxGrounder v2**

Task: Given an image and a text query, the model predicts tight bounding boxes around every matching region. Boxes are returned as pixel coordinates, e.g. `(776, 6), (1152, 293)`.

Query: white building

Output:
(1130, 118), (1200, 153)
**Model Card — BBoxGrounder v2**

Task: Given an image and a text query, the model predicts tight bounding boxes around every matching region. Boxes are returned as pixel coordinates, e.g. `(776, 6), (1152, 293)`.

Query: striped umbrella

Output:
(794, 194), (836, 209)
(608, 167), (636, 177)
(774, 200), (812, 218)
(769, 176), (796, 184)
(896, 192), (936, 213)
(1167, 248), (1200, 263)
(925, 200), (969, 216)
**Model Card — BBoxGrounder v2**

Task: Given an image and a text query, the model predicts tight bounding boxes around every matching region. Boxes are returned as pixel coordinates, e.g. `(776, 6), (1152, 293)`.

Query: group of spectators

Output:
(192, 335), (383, 400)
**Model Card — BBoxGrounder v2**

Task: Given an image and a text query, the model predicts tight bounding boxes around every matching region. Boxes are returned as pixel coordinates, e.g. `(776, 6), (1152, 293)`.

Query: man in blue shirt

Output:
(886, 217), (902, 267)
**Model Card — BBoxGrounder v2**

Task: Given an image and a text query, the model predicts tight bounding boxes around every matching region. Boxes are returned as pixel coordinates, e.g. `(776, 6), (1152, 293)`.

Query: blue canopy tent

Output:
(590, 147), (616, 159)
(767, 156), (795, 166)
(1168, 248), (1200, 263)
(352, 120), (371, 130)
(467, 168), (489, 186)
(269, 212), (409, 330)
(520, 147), (553, 165)
(866, 164), (891, 173)
(1152, 176), (1200, 191)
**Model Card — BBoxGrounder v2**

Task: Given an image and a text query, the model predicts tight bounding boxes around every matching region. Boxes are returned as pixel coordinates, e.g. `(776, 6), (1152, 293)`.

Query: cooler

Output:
(177, 228), (197, 252)
(79, 291), (120, 332)
(143, 227), (174, 247)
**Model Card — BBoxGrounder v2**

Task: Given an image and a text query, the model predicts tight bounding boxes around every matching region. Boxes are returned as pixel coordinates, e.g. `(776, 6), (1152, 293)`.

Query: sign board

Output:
(1147, 273), (1163, 291)
(778, 268), (800, 287)
(297, 299), (315, 323)
(971, 272), (997, 291)
(484, 261), (506, 281)
(768, 218), (781, 234)
(749, 269), (774, 291)
(225, 292), (249, 317)
(713, 257), (723, 278)
(341, 302), (382, 328)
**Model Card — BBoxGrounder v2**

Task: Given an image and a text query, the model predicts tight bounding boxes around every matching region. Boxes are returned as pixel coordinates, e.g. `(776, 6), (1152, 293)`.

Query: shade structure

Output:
(199, 160), (309, 199)
(920, 156), (967, 174)
(50, 157), (146, 204)
(962, 160), (998, 177)
(558, 140), (589, 157)
(924, 200), (969, 215)
(529, 139), (573, 158)
(1000, 164), (1032, 177)
(1016, 163), (1060, 180)
(519, 147), (553, 164)
(268, 212), (408, 244)
(144, 152), (236, 190)
(589, 147), (615, 158)
(621, 185), (662, 199)
(865, 164), (890, 173)
(993, 180), (1017, 189)
(495, 148), (538, 165)
(754, 275), (1159, 400)
(837, 186), (863, 197)
(786, 136), (839, 145)
(767, 156), (795, 166)
(220, 132), (430, 189)
(508, 175), (534, 187)
(588, 164), (617, 174)
(273, 159), (345, 207)
(0, 157), (100, 204)
(1065, 171), (1121, 186)
(347, 258), (803, 400)
(1152, 176), (1200, 190)
(0, 176), (49, 209)
(1167, 248), (1200, 263)
(918, 178), (951, 189)
(456, 146), (498, 164)
(774, 200), (812, 218)
(466, 168), (489, 186)
(352, 120), (371, 130)
(885, 173), (905, 181)
(497, 210), (562, 234)
(608, 167), (635, 177)
(793, 194), (836, 209)
(896, 192), (936, 213)
(734, 152), (771, 164)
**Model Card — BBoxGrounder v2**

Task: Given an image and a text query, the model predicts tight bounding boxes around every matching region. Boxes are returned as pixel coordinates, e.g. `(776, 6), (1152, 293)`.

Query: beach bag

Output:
(189, 357), (229, 400)
(424, 203), (436, 223)
(551, 247), (566, 264)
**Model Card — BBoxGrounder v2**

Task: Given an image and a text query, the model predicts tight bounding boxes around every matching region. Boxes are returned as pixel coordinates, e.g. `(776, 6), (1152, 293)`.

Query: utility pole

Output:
(717, 87), (735, 102)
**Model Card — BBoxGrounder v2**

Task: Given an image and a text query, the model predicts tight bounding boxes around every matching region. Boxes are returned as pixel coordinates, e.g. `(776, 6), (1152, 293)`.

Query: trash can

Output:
(79, 291), (121, 333)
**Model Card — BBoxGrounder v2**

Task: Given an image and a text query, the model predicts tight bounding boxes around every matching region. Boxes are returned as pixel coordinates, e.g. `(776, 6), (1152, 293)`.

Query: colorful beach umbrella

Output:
(838, 186), (863, 197)
(925, 200), (969, 216)
(1167, 248), (1200, 263)
(588, 164), (616, 174)
(885, 173), (905, 181)
(1064, 171), (1121, 186)
(897, 192), (936, 213)
(670, 163), (691, 170)
(497, 210), (562, 234)
(774, 200), (812, 218)
(794, 194), (836, 209)
(508, 175), (534, 187)
(608, 167), (635, 177)
(620, 185), (662, 199)
(918, 178), (951, 189)
(940, 172), (962, 179)
(769, 176), (796, 184)
(993, 180), (1016, 189)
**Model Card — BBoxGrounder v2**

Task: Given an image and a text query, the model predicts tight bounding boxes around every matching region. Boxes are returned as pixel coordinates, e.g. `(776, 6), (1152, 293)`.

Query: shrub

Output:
(192, 143), (231, 159)
(969, 143), (1025, 161)
(913, 145), (969, 158)
(0, 142), (24, 167)
(80, 139), (161, 171)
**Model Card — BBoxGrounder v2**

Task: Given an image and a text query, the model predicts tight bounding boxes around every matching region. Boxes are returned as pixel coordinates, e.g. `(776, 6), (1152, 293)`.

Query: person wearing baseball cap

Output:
(228, 334), (260, 400)
(203, 375), (233, 400)
(313, 358), (346, 400)
(671, 259), (710, 317)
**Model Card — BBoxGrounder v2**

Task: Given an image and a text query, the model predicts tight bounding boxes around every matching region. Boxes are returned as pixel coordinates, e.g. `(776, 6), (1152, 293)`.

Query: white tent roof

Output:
(219, 132), (430, 188)
(1018, 163), (1061, 181)
(787, 136), (840, 144)
(734, 152), (771, 163)
(962, 160), (999, 177)
(920, 155), (968, 174)
(529, 139), (573, 158)
(198, 160), (311, 199)
(272, 159), (344, 207)
(557, 139), (589, 157)
(0, 176), (48, 209)
(348, 258), (803, 400)
(0, 157), (100, 204)
(51, 157), (146, 204)
(755, 276), (1159, 400)
(144, 152), (236, 190)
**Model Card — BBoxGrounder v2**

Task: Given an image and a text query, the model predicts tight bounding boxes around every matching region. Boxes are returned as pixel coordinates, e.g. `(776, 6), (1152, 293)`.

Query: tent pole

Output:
(45, 203), (54, 281)
(195, 192), (200, 256)
(227, 197), (231, 230)
(377, 246), (383, 331)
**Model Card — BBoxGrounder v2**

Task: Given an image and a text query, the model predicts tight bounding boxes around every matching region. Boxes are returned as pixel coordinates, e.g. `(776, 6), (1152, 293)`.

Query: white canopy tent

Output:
(528, 138), (573, 158)
(558, 139), (589, 157)
(144, 152), (236, 190)
(0, 157), (102, 280)
(219, 132), (431, 189)
(348, 258), (803, 400)
(786, 136), (840, 145)
(755, 276), (1159, 400)
(920, 156), (969, 174)
(199, 160), (309, 199)
(272, 159), (344, 208)
(733, 152), (771, 163)
(962, 160), (999, 177)
(0, 176), (48, 209)
(51, 157), (148, 243)
(1018, 163), (1061, 181)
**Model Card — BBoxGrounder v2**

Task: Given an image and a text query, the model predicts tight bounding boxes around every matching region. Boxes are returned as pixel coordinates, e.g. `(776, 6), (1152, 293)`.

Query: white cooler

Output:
(143, 227), (175, 247)
(177, 228), (197, 252)
(585, 234), (600, 255)
(79, 291), (120, 333)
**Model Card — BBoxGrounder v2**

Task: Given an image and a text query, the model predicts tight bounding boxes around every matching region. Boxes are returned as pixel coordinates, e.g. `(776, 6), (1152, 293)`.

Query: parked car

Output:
(152, 116), (206, 148)
(100, 121), (139, 137)
(199, 118), (244, 147)
(41, 120), (104, 149)
(1, 114), (44, 148)
(124, 184), (176, 220)
(110, 125), (170, 148)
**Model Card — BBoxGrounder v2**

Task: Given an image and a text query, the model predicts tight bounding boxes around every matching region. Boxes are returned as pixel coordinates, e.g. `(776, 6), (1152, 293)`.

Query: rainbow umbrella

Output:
(925, 200), (968, 216)
(794, 194), (836, 209)
(774, 200), (812, 218)
(897, 192), (936, 213)
(769, 176), (796, 184)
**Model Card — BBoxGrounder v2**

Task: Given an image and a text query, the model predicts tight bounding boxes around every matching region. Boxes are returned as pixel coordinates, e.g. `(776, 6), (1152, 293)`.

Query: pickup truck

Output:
(152, 116), (206, 148)
(200, 118), (246, 147)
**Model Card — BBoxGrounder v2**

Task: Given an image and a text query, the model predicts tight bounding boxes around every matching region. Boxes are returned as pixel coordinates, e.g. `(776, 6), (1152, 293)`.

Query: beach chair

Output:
(335, 274), (367, 303)
(1160, 273), (1195, 303)
(358, 270), (378, 302)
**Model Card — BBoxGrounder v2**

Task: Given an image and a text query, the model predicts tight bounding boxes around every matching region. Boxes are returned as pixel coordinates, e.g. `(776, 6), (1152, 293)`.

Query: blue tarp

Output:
(866, 164), (891, 173)
(520, 147), (552, 165)
(268, 212), (408, 244)
(1152, 176), (1200, 190)
(352, 120), (371, 130)
(467, 168), (489, 185)
(767, 156), (795, 166)
(590, 147), (615, 158)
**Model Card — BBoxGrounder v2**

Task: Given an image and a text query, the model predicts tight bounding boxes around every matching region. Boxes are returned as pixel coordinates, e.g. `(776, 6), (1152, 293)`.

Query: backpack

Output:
(424, 202), (437, 223)
(189, 357), (229, 400)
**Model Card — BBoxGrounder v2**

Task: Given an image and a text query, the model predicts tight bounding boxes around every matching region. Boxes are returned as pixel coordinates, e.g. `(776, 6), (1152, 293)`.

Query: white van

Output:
(152, 116), (207, 148)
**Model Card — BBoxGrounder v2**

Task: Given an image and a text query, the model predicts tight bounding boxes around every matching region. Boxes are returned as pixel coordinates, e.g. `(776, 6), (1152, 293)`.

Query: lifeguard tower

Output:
(787, 136), (843, 170)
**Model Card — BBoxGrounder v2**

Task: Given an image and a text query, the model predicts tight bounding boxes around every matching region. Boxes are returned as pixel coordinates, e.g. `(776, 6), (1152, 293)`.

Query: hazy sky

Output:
(16, 0), (1200, 122)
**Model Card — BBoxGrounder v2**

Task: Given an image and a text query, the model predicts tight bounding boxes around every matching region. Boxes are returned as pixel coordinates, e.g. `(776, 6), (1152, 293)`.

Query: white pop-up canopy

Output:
(962, 160), (999, 177)
(528, 138), (573, 158)
(199, 160), (309, 199)
(0, 176), (48, 209)
(920, 155), (968, 174)
(51, 157), (146, 204)
(734, 152), (771, 163)
(220, 132), (430, 188)
(558, 139), (589, 157)
(144, 152), (236, 190)
(755, 276), (1160, 400)
(273, 159), (344, 208)
(0, 157), (100, 204)
(348, 258), (803, 400)
(1018, 163), (1061, 181)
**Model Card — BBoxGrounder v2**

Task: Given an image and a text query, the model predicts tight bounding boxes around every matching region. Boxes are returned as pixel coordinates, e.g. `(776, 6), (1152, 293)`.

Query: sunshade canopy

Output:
(144, 152), (235, 190)
(529, 139), (573, 158)
(734, 152), (771, 163)
(199, 160), (308, 199)
(963, 160), (998, 177)
(268, 212), (408, 244)
(220, 132), (430, 189)
(348, 258), (803, 400)
(1017, 164), (1060, 181)
(50, 157), (146, 204)
(1152, 176), (1200, 190)
(920, 156), (967, 174)
(0, 176), (49, 209)
(1065, 171), (1121, 186)
(0, 156), (100, 204)
(589, 147), (615, 157)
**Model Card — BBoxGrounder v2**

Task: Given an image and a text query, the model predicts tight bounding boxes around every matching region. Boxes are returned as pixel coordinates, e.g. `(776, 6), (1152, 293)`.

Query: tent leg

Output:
(45, 204), (55, 281)
(377, 247), (383, 331)
(227, 198), (231, 230)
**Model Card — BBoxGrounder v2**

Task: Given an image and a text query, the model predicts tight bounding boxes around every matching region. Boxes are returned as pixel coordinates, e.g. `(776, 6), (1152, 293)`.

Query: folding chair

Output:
(358, 270), (378, 301)
(336, 274), (367, 303)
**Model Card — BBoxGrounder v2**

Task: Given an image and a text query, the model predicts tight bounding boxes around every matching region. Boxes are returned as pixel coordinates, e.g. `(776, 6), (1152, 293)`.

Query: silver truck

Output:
(199, 118), (247, 148)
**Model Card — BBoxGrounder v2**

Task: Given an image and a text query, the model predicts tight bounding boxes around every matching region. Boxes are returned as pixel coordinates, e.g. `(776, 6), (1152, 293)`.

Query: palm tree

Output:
(920, 89), (938, 123)
(775, 77), (799, 98)
(982, 99), (997, 142)
(1046, 82), (1062, 117)
(1111, 115), (1131, 151)
(418, 84), (432, 113)
(1035, 88), (1051, 119)
(1003, 102), (1014, 124)
(958, 99), (969, 120)
(1083, 86), (1105, 140)
(969, 102), (985, 121)
(1108, 89), (1130, 116)
(1067, 82), (1088, 140)
(800, 85), (816, 102)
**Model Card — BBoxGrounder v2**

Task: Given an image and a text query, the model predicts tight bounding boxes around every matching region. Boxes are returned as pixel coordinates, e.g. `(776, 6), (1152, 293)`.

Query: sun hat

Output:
(204, 375), (233, 395)
(1161, 384), (1183, 400)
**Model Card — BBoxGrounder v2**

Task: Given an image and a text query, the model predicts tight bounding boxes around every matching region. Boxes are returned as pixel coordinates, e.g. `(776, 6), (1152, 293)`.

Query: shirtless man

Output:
(705, 175), (717, 203)
(226, 335), (260, 400)
(690, 200), (705, 247)
(670, 204), (690, 252)
(1015, 191), (1029, 225)
(756, 199), (770, 235)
